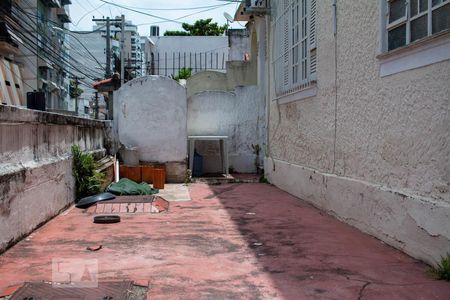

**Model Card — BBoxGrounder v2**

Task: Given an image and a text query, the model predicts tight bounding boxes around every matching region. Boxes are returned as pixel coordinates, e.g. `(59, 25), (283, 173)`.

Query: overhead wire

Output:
(9, 3), (106, 76)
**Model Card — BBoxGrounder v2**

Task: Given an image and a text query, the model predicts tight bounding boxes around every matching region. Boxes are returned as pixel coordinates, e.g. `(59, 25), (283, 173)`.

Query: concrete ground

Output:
(0, 183), (449, 299)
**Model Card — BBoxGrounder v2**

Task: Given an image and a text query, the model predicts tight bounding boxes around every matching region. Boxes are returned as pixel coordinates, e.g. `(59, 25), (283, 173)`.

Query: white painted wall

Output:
(150, 36), (229, 77)
(188, 86), (264, 173)
(114, 76), (187, 163)
(262, 1), (450, 265)
(228, 29), (251, 61)
(0, 106), (106, 253)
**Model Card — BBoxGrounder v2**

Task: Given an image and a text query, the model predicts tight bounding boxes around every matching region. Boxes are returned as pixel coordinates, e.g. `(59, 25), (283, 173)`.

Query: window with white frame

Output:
(273, 0), (317, 96)
(385, 0), (450, 51)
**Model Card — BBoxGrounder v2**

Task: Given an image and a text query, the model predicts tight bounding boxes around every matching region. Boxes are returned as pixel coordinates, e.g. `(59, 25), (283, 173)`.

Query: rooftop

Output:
(1, 183), (448, 299)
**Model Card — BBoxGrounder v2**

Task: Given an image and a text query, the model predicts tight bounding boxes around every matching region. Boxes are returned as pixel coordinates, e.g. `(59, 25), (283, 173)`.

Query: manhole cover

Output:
(10, 281), (133, 300)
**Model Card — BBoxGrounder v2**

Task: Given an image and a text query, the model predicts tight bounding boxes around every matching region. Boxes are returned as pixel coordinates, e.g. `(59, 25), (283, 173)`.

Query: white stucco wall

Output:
(263, 1), (450, 265)
(114, 76), (187, 163)
(150, 36), (229, 76)
(188, 86), (265, 173)
(0, 106), (107, 253)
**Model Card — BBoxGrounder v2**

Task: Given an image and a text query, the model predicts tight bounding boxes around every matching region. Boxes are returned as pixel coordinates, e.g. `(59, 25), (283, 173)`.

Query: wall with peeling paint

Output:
(0, 106), (107, 253)
(113, 76), (187, 181)
(263, 1), (450, 265)
(188, 87), (265, 173)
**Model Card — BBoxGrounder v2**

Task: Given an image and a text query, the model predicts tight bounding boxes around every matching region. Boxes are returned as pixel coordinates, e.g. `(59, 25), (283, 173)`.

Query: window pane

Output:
(389, 0), (407, 23)
(432, 0), (443, 7)
(411, 15), (428, 42)
(411, 0), (418, 17)
(420, 0), (428, 11)
(388, 24), (407, 50)
(432, 3), (450, 34)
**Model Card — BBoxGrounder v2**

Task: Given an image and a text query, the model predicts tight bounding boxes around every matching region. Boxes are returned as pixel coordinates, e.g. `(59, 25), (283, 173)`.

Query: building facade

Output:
(0, 0), (72, 110)
(236, 0), (450, 265)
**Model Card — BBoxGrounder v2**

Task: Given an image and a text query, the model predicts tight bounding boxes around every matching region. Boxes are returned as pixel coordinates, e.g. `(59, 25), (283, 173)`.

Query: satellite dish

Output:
(224, 12), (234, 23)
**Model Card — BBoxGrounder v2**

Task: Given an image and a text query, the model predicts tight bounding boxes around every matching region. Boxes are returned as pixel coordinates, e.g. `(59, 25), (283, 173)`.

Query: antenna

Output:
(224, 12), (234, 25)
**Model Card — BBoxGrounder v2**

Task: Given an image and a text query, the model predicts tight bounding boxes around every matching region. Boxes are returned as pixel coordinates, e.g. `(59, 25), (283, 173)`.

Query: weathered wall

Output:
(0, 105), (107, 253)
(264, 1), (450, 265)
(228, 29), (251, 61)
(188, 87), (264, 173)
(114, 76), (187, 181)
(150, 36), (229, 77)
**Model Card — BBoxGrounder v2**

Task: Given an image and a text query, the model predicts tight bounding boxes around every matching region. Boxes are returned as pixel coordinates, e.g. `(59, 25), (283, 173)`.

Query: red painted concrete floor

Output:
(1, 183), (449, 299)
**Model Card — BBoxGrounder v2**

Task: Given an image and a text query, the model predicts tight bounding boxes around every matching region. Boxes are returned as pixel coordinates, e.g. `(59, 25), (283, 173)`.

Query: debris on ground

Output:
(86, 245), (103, 252)
(76, 192), (116, 209)
(107, 178), (159, 196)
(93, 215), (121, 224)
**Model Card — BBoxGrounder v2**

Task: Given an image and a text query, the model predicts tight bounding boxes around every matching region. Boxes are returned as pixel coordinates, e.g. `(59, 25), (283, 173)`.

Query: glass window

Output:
(388, 25), (406, 51)
(432, 3), (450, 34)
(411, 15), (428, 42)
(386, 0), (450, 51)
(389, 0), (407, 23)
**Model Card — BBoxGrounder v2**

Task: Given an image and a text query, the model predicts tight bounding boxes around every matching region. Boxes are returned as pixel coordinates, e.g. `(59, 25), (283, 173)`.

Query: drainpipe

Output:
(332, 0), (338, 174)
(265, 15), (271, 171)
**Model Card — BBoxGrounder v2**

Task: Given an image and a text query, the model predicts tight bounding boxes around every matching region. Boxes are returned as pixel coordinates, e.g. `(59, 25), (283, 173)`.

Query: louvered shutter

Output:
(309, 0), (317, 80)
(282, 0), (290, 89)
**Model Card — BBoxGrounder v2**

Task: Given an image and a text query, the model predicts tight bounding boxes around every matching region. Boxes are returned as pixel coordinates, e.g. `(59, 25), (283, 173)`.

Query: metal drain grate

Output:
(10, 281), (133, 300)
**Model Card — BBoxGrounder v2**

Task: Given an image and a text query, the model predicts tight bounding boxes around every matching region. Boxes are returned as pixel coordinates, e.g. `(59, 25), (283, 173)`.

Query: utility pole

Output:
(120, 14), (125, 86)
(105, 17), (111, 77)
(92, 16), (123, 120)
(94, 92), (99, 119)
(69, 76), (85, 116)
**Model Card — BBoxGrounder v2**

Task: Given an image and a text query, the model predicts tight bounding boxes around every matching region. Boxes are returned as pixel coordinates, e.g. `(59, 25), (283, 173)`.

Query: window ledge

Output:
(275, 84), (318, 105)
(378, 30), (450, 77)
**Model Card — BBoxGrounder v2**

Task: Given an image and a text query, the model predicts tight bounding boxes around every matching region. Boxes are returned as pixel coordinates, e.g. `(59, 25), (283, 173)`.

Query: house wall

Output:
(264, 1), (450, 265)
(228, 29), (250, 61)
(185, 26), (265, 174)
(188, 86), (264, 173)
(0, 105), (107, 253)
(113, 76), (187, 182)
(150, 36), (229, 77)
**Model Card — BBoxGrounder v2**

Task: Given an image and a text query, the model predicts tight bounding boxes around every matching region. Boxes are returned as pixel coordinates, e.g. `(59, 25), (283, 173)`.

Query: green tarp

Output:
(107, 178), (159, 196)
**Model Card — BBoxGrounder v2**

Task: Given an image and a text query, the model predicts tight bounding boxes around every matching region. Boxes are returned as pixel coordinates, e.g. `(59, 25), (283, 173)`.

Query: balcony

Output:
(56, 7), (71, 23)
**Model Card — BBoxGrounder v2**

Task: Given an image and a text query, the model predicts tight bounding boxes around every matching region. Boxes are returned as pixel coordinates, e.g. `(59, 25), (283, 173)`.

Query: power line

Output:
(6, 4), (105, 80)
(100, 3), (235, 11)
(98, 0), (184, 24)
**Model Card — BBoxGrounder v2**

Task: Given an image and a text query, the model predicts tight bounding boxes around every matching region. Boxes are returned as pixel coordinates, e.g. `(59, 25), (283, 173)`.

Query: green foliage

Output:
(164, 30), (191, 36)
(429, 253), (450, 281)
(175, 68), (192, 81)
(259, 175), (269, 184)
(71, 145), (103, 201)
(69, 80), (83, 99)
(184, 169), (193, 185)
(164, 18), (228, 36)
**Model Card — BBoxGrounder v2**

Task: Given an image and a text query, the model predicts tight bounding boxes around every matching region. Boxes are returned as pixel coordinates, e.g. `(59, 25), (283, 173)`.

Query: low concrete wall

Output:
(188, 87), (265, 173)
(0, 105), (107, 253)
(265, 158), (450, 265)
(114, 76), (187, 182)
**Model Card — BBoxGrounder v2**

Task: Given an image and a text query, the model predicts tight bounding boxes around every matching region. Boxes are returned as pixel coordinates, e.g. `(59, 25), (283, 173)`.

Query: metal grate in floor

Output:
(10, 281), (133, 300)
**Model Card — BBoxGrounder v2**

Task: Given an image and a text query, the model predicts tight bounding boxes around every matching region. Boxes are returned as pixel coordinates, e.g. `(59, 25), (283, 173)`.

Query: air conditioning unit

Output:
(243, 0), (270, 15)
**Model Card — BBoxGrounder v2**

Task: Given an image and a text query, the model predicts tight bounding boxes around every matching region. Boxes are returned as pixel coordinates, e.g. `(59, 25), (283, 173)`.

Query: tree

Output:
(164, 18), (228, 36)
(69, 80), (83, 99)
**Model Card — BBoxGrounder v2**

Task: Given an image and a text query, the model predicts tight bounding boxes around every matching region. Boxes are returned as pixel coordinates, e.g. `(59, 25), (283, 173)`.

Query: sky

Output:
(69, 0), (245, 36)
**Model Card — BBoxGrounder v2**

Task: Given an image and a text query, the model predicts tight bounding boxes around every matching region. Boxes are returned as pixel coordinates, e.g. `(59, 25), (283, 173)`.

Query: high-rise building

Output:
(0, 0), (73, 110)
